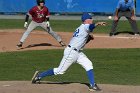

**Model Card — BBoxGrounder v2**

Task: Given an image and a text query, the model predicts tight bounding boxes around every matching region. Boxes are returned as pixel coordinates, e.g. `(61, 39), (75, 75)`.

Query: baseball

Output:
(108, 16), (112, 19)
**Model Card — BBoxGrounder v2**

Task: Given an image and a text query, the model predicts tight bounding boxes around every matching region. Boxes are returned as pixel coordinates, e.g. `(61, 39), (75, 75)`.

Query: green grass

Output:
(0, 49), (140, 85)
(0, 19), (140, 33)
(0, 19), (140, 85)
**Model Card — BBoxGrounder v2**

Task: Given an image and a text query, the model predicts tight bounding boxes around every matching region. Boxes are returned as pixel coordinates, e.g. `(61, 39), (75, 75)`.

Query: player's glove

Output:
(86, 34), (94, 44)
(24, 22), (28, 28)
(46, 21), (50, 27)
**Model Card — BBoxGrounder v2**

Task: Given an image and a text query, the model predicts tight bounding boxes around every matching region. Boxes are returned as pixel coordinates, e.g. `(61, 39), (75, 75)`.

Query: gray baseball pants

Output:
(110, 11), (139, 34)
(20, 21), (62, 43)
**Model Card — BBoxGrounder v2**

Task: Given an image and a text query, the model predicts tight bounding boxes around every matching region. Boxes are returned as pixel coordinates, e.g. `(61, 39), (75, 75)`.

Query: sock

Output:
(87, 69), (95, 87)
(38, 69), (54, 79)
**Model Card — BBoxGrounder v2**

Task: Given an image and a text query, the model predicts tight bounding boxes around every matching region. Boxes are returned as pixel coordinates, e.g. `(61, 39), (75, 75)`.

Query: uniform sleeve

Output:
(46, 7), (50, 17)
(47, 9), (50, 16)
(29, 7), (34, 16)
(130, 0), (134, 10)
(116, 1), (121, 9)
(84, 24), (95, 33)
(89, 24), (95, 32)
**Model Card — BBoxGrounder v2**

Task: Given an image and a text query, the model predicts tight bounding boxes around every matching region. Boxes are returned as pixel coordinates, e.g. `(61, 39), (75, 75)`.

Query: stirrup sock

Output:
(38, 69), (54, 78)
(87, 69), (95, 87)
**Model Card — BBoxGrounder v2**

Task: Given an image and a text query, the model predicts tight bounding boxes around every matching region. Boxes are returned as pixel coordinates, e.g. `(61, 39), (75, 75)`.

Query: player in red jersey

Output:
(17, 0), (66, 48)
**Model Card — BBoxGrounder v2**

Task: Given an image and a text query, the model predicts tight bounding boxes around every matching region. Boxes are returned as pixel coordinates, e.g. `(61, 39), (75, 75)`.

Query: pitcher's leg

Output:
(33, 48), (77, 81)
(35, 56), (71, 80)
(77, 53), (94, 84)
(87, 69), (95, 86)
(53, 50), (77, 75)
(77, 52), (100, 91)
(32, 56), (74, 83)
(38, 69), (54, 78)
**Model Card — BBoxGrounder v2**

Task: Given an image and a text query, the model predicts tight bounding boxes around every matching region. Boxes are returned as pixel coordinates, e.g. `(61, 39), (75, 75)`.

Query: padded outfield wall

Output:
(0, 0), (140, 15)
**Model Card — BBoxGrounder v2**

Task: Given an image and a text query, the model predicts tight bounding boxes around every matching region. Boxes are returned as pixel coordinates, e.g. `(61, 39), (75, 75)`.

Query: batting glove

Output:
(24, 22), (28, 28)
(46, 21), (50, 27)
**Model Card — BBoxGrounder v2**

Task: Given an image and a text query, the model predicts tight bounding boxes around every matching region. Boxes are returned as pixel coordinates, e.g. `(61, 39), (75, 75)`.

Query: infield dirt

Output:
(0, 29), (140, 52)
(0, 29), (140, 93)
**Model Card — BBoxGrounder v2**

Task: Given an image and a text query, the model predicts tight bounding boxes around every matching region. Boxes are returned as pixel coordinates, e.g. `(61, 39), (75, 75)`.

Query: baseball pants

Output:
(110, 11), (139, 34)
(53, 46), (93, 75)
(20, 21), (62, 43)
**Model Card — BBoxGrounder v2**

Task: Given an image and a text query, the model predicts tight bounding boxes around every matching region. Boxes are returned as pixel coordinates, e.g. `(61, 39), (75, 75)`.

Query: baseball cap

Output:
(81, 13), (92, 22)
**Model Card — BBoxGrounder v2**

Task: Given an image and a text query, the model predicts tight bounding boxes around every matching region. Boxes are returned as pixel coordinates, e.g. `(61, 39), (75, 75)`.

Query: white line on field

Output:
(94, 35), (140, 39)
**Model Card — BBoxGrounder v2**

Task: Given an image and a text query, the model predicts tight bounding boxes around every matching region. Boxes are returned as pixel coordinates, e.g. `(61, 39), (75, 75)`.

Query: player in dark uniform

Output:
(109, 0), (140, 36)
(17, 0), (66, 48)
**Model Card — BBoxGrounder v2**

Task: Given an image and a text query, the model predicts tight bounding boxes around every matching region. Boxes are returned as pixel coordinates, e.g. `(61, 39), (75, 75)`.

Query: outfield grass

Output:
(0, 19), (140, 85)
(0, 49), (140, 85)
(0, 19), (140, 33)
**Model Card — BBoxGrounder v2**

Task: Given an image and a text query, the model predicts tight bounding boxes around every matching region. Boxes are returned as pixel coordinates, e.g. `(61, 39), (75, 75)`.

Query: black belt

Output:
(119, 9), (130, 12)
(68, 45), (78, 51)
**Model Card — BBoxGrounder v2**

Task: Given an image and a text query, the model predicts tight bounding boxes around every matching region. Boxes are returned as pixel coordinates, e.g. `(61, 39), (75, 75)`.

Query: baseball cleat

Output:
(134, 33), (140, 36)
(89, 83), (101, 92)
(16, 42), (23, 48)
(134, 32), (140, 35)
(109, 33), (115, 37)
(31, 71), (40, 84)
(59, 41), (66, 47)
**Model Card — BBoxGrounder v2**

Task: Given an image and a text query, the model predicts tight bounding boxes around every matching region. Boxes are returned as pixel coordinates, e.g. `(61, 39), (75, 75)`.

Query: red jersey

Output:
(29, 6), (50, 23)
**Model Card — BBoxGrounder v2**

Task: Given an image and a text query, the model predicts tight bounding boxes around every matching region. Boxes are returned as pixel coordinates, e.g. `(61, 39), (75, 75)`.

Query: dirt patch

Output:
(0, 29), (140, 93)
(0, 81), (140, 93)
(0, 29), (140, 52)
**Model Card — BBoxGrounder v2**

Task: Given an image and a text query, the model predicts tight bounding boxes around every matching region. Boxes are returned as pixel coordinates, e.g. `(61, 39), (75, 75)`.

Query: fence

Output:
(0, 0), (140, 15)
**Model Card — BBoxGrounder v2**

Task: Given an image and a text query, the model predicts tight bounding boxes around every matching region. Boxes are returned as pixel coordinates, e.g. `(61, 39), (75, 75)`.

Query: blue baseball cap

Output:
(81, 13), (92, 22)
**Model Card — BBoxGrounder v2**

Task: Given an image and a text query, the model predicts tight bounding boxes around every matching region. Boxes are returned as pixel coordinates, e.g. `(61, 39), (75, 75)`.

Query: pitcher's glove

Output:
(86, 34), (94, 44)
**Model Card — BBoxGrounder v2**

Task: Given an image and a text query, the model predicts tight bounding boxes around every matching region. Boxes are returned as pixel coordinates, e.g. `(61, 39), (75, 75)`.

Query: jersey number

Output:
(73, 29), (79, 37)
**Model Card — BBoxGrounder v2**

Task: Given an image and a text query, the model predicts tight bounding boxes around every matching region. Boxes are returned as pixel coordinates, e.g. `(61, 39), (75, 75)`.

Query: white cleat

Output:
(31, 71), (40, 84)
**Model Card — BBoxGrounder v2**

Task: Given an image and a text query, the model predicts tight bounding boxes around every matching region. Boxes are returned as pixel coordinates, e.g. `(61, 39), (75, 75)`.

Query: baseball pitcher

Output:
(16, 0), (66, 48)
(31, 13), (106, 91)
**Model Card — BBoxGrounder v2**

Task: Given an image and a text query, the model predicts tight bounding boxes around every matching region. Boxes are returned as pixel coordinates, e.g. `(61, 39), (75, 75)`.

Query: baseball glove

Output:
(86, 34), (94, 44)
